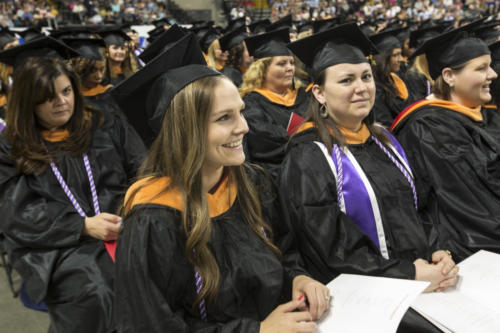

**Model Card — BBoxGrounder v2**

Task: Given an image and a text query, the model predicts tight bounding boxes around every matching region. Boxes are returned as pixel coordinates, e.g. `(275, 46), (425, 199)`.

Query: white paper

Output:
(411, 250), (500, 333)
(316, 274), (429, 333)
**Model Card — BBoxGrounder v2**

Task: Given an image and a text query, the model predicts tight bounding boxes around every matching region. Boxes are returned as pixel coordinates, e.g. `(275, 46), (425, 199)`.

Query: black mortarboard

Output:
(198, 27), (220, 53)
(288, 23), (378, 80)
(219, 24), (248, 51)
(62, 38), (105, 61)
(18, 28), (43, 43)
(313, 18), (337, 34)
(147, 25), (168, 43)
(265, 15), (292, 32)
(98, 28), (131, 46)
(226, 17), (246, 33)
(0, 36), (80, 68)
(297, 22), (313, 34)
(139, 24), (186, 64)
(0, 28), (17, 50)
(474, 21), (500, 43)
(110, 33), (212, 145)
(359, 22), (376, 37)
(409, 25), (446, 49)
(395, 27), (410, 43)
(412, 21), (491, 79)
(248, 19), (270, 34)
(245, 27), (291, 59)
(370, 27), (404, 52)
(489, 40), (500, 64)
(50, 26), (94, 40)
(152, 17), (170, 28)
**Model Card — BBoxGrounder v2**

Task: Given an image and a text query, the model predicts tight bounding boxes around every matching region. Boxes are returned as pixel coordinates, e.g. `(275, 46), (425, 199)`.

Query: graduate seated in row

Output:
(370, 28), (429, 127)
(240, 28), (309, 180)
(282, 23), (458, 332)
(0, 56), (145, 332)
(219, 25), (253, 87)
(392, 22), (500, 263)
(114, 32), (330, 333)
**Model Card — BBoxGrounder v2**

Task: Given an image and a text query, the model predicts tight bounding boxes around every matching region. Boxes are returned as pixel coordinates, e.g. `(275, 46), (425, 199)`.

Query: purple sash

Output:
(0, 119), (5, 132)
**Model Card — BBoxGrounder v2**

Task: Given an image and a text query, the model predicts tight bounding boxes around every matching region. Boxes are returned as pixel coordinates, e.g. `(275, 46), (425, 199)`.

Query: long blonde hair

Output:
(411, 54), (434, 85)
(240, 56), (304, 97)
(206, 39), (221, 69)
(124, 75), (280, 312)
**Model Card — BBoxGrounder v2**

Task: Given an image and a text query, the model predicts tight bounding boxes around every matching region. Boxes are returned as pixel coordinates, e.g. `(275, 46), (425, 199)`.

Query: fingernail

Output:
(298, 296), (304, 301)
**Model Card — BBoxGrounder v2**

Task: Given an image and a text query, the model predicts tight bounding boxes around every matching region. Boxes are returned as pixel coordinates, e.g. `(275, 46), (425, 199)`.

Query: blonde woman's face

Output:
(108, 45), (126, 62)
(264, 56), (295, 93)
(204, 78), (249, 172)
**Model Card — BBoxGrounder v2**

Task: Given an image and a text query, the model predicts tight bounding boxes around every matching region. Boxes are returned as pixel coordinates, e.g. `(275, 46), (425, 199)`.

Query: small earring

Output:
(319, 103), (328, 119)
(449, 83), (454, 88)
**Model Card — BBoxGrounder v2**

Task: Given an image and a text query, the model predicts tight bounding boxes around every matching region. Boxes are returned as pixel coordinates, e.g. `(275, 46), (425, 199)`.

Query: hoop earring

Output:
(319, 103), (328, 119)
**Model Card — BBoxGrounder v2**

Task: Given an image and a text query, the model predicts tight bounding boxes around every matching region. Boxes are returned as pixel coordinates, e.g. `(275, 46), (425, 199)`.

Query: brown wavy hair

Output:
(305, 67), (390, 152)
(124, 75), (280, 312)
(4, 57), (99, 175)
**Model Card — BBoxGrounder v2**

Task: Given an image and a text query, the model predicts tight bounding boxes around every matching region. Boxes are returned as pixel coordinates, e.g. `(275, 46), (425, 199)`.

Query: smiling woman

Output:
(392, 22), (500, 263)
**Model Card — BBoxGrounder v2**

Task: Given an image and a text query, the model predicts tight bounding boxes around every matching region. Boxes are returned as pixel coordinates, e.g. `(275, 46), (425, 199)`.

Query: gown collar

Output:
(41, 129), (70, 142)
(296, 121), (371, 145)
(254, 88), (298, 106)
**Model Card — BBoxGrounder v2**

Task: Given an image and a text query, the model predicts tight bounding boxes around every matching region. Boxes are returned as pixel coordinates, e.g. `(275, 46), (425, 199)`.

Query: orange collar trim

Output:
(305, 82), (313, 92)
(41, 129), (70, 142)
(254, 88), (298, 106)
(113, 65), (123, 74)
(82, 84), (113, 97)
(484, 104), (497, 109)
(0, 94), (6, 108)
(391, 99), (483, 131)
(390, 73), (409, 100)
(216, 61), (225, 71)
(124, 175), (237, 218)
(296, 121), (370, 144)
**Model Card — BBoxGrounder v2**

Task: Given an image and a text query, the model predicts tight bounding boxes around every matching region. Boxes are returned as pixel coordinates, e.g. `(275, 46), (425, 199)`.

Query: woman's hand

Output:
(414, 257), (459, 292)
(83, 213), (122, 241)
(431, 250), (459, 292)
(292, 275), (330, 320)
(260, 299), (316, 333)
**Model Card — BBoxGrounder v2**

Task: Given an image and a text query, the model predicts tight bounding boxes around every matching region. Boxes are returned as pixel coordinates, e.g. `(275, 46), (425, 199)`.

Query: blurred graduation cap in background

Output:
(62, 38), (106, 61)
(18, 28), (44, 43)
(266, 15), (292, 32)
(0, 28), (18, 50)
(219, 24), (248, 52)
(370, 27), (405, 53)
(245, 27), (291, 59)
(248, 19), (270, 35)
(139, 24), (186, 64)
(98, 28), (131, 46)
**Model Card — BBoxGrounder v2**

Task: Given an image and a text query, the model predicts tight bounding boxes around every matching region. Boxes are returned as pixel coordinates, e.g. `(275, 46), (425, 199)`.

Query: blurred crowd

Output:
(0, 0), (169, 27)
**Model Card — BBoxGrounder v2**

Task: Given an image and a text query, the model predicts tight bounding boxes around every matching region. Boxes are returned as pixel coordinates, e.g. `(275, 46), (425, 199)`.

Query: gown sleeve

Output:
(279, 140), (415, 284)
(395, 111), (500, 262)
(0, 138), (85, 249)
(115, 206), (261, 333)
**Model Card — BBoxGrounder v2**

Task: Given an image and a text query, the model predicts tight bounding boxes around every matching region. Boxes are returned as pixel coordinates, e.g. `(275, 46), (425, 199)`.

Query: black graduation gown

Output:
(279, 128), (434, 284)
(115, 166), (308, 332)
(279, 128), (444, 333)
(393, 102), (500, 262)
(0, 111), (146, 333)
(243, 87), (310, 180)
(373, 72), (428, 127)
(220, 66), (243, 87)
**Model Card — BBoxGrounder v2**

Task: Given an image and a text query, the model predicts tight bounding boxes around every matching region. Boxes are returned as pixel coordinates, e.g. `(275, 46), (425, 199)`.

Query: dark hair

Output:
(226, 42), (245, 69)
(4, 57), (101, 175)
(71, 57), (101, 81)
(305, 67), (390, 153)
(373, 50), (398, 100)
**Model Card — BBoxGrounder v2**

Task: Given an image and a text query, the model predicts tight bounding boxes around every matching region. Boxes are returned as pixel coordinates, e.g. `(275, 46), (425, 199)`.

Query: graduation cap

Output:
(245, 27), (291, 59)
(0, 36), (80, 69)
(50, 26), (94, 40)
(489, 40), (500, 64)
(198, 27), (220, 53)
(18, 28), (44, 43)
(62, 38), (105, 61)
(412, 20), (491, 80)
(395, 27), (410, 43)
(248, 19), (270, 34)
(359, 22), (376, 37)
(409, 25), (446, 49)
(219, 24), (248, 52)
(0, 28), (17, 50)
(370, 27), (405, 53)
(110, 33), (212, 145)
(226, 17), (246, 33)
(152, 17), (171, 28)
(288, 22), (378, 80)
(297, 21), (313, 34)
(265, 15), (292, 32)
(313, 18), (338, 34)
(139, 24), (186, 64)
(474, 21), (500, 43)
(98, 28), (131, 46)
(147, 25), (168, 43)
